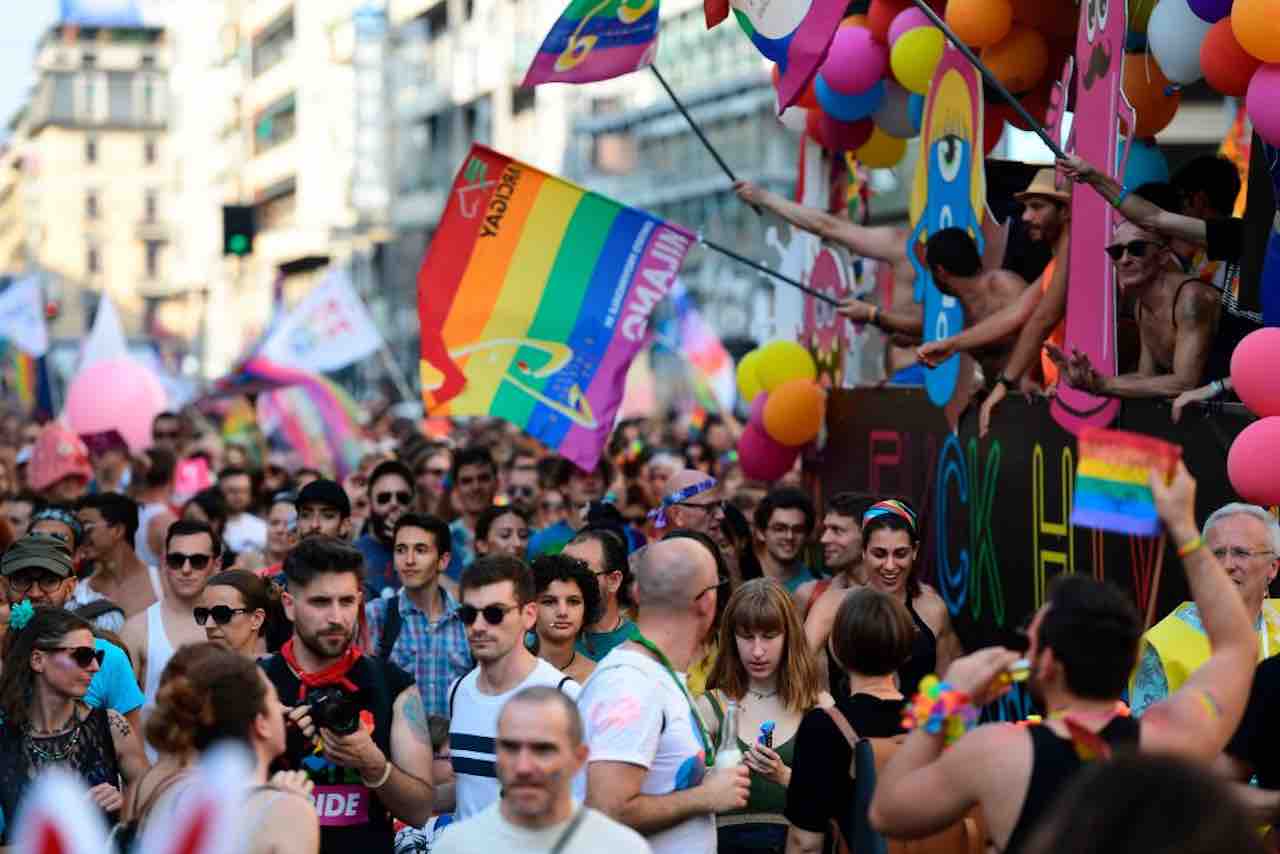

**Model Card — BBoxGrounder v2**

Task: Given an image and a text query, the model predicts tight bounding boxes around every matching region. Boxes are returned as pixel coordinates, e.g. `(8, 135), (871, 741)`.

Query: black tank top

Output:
(1003, 715), (1141, 854)
(0, 705), (121, 843)
(897, 600), (938, 696)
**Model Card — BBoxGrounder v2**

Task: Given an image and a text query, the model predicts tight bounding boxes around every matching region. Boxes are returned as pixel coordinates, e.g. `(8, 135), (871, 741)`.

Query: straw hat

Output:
(1014, 167), (1071, 204)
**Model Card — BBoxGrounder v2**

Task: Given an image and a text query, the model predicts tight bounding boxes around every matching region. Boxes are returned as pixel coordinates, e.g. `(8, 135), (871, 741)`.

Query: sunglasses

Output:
(375, 490), (413, 506)
(41, 645), (104, 668)
(1104, 240), (1161, 261)
(167, 552), (213, 571)
(457, 603), (519, 626)
(194, 606), (250, 626)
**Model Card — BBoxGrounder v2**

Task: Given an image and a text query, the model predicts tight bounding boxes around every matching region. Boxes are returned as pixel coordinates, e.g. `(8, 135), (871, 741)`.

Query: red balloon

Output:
(773, 66), (821, 109)
(1231, 328), (1280, 416)
(1202, 17), (1263, 96)
(1228, 417), (1280, 505)
(738, 423), (800, 481)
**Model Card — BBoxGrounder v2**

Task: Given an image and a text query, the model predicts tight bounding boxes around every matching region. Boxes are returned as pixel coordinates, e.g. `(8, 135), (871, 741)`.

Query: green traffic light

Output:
(228, 234), (250, 255)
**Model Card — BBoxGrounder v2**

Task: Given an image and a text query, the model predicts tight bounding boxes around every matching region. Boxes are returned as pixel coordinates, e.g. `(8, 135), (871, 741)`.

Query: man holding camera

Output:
(261, 537), (435, 854)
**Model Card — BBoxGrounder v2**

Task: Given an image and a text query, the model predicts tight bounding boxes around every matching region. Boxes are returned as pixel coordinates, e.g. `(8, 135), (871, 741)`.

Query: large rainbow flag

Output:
(417, 145), (696, 470)
(1071, 428), (1181, 536)
(522, 0), (660, 88)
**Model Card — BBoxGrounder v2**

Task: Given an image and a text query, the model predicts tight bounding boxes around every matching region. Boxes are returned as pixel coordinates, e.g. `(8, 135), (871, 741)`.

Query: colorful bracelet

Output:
(1112, 185), (1130, 207)
(901, 676), (978, 747)
(1177, 535), (1206, 558)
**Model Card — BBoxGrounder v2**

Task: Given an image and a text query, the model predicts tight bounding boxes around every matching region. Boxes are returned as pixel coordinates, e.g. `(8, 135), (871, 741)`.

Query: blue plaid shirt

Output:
(366, 587), (474, 717)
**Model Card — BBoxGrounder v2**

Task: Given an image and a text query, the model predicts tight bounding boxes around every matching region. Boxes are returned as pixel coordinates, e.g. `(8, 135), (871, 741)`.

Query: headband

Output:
(648, 478), (717, 529)
(30, 507), (84, 546)
(862, 499), (917, 535)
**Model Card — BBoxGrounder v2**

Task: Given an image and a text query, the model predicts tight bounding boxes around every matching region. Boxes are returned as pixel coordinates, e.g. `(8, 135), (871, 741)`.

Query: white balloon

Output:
(779, 106), (808, 133)
(1147, 0), (1212, 84)
(872, 80), (918, 138)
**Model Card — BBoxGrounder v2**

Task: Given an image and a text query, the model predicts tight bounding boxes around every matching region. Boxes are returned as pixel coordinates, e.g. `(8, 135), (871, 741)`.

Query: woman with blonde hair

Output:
(699, 578), (831, 854)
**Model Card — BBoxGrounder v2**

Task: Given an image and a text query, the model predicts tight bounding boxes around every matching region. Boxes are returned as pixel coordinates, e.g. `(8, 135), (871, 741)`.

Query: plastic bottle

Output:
(716, 700), (744, 768)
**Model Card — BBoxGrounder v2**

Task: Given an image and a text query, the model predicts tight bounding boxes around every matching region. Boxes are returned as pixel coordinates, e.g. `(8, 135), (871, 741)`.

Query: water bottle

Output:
(716, 700), (744, 768)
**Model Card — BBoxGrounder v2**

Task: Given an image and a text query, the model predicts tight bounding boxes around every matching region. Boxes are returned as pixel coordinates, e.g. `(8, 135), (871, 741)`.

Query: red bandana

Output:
(279, 638), (363, 702)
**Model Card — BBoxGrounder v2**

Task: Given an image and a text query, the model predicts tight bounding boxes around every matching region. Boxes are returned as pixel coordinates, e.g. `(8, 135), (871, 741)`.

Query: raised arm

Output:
(735, 181), (907, 263)
(1141, 463), (1256, 760)
(1059, 155), (1208, 246)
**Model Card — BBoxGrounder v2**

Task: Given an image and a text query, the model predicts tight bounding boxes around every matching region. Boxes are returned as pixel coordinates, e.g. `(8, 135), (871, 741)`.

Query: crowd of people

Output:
(0, 391), (1272, 854)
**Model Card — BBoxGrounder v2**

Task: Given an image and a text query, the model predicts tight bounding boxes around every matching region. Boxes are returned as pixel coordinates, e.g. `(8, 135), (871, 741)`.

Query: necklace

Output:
(24, 712), (84, 766)
(747, 687), (778, 700)
(564, 649), (577, 672)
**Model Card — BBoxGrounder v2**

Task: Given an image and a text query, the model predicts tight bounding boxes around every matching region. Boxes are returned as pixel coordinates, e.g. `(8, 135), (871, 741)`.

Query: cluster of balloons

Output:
(1144, 0), (1280, 145)
(735, 341), (827, 481)
(1228, 330), (1280, 505)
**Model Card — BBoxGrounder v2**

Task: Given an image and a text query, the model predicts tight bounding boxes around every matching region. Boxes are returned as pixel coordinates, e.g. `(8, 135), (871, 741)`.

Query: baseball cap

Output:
(295, 479), (351, 517)
(2, 533), (75, 578)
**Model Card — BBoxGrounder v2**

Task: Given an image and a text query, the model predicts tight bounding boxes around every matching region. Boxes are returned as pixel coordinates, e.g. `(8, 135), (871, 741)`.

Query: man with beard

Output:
(296, 479), (353, 541)
(355, 460), (416, 598)
(802, 491), (873, 653)
(445, 446), (499, 580)
(262, 536), (434, 854)
(753, 487), (816, 603)
(869, 463), (1257, 854)
(434, 687), (650, 853)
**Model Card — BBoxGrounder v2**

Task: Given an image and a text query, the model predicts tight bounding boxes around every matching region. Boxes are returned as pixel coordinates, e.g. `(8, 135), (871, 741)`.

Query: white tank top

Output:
(135, 502), (169, 568)
(142, 602), (177, 761)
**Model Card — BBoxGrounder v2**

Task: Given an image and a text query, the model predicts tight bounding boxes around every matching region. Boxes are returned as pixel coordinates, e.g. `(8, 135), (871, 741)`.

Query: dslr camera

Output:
(304, 686), (361, 736)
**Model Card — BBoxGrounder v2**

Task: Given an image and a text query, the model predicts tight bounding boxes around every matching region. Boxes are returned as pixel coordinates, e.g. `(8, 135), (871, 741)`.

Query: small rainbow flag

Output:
(732, 0), (845, 110)
(522, 0), (660, 88)
(1071, 428), (1182, 536)
(417, 145), (695, 471)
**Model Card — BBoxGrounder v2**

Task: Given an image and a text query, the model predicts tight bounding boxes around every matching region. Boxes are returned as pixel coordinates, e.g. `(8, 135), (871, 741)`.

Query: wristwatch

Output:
(995, 374), (1015, 391)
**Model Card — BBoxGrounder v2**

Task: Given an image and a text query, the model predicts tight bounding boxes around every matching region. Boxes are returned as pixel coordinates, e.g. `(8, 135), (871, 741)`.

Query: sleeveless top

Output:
(0, 706), (121, 843)
(1003, 716), (1141, 854)
(135, 502), (169, 567)
(897, 600), (938, 697)
(706, 692), (796, 819)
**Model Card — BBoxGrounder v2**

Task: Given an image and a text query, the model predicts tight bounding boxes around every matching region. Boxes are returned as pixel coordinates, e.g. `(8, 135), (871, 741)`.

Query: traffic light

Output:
(222, 205), (256, 256)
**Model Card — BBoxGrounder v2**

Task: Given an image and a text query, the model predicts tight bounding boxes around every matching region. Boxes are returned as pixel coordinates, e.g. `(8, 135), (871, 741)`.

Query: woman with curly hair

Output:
(531, 554), (602, 684)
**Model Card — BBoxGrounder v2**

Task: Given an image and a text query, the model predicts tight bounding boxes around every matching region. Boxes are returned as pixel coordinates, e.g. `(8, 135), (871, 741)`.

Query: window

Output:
(80, 71), (97, 121)
(86, 191), (99, 219)
(252, 10), (295, 77)
(108, 71), (133, 122)
(144, 137), (157, 164)
(87, 244), (100, 274)
(142, 75), (158, 122)
(50, 73), (76, 121)
(256, 177), (297, 230)
(85, 135), (97, 164)
(144, 240), (162, 279)
(254, 94), (296, 154)
(144, 190), (158, 223)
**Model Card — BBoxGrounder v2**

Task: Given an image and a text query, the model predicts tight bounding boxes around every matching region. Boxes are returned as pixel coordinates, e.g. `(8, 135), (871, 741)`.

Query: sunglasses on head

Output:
(375, 490), (413, 506)
(194, 605), (250, 626)
(457, 603), (519, 626)
(1104, 240), (1160, 261)
(167, 552), (212, 571)
(42, 645), (104, 668)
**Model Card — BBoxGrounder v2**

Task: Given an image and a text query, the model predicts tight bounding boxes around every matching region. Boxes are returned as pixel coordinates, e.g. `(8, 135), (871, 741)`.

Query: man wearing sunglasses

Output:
(355, 460), (417, 599)
(447, 554), (581, 821)
(503, 449), (541, 507)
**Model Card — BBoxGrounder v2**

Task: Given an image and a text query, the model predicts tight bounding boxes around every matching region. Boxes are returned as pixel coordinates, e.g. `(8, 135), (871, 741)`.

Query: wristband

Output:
(1209, 379), (1225, 397)
(1112, 185), (1130, 207)
(902, 676), (977, 747)
(1177, 535), (1205, 558)
(361, 759), (392, 789)
(869, 306), (880, 327)
(995, 374), (1015, 391)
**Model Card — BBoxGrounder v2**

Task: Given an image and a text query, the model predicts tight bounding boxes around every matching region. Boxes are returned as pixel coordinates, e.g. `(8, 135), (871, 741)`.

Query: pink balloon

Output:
(1228, 417), (1280, 505)
(1247, 64), (1280, 147)
(738, 423), (800, 481)
(888, 8), (931, 46)
(1231, 327), (1280, 416)
(64, 357), (167, 452)
(749, 393), (769, 426)
(821, 26), (890, 94)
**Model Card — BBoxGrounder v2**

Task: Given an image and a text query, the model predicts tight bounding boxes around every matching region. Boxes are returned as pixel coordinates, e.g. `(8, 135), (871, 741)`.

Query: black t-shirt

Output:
(261, 653), (415, 854)
(1227, 654), (1280, 789)
(1206, 217), (1245, 263)
(785, 693), (906, 841)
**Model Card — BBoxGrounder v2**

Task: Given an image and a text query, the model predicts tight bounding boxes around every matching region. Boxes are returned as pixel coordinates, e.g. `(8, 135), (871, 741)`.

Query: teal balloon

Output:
(1119, 138), (1170, 188)
(908, 93), (925, 133)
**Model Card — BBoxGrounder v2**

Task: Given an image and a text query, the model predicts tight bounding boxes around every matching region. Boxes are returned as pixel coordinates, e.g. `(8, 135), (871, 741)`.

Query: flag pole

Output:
(699, 236), (839, 306)
(906, 0), (1068, 161)
(650, 65), (763, 215)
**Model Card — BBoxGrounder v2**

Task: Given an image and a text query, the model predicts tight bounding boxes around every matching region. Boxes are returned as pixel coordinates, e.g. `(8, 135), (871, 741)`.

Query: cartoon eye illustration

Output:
(1096, 0), (1109, 31)
(1086, 0), (1098, 42)
(937, 135), (963, 182)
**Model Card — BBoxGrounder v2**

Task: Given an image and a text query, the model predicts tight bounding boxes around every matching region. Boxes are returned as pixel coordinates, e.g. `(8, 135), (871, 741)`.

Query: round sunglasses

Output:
(194, 606), (251, 626)
(457, 603), (519, 626)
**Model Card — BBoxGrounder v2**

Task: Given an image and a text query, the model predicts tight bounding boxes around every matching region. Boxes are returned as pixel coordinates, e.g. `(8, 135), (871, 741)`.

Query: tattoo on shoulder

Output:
(402, 691), (430, 745)
(108, 711), (132, 739)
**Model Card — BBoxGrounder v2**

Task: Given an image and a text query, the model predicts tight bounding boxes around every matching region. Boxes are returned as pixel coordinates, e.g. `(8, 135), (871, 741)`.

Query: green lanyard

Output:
(630, 631), (717, 768)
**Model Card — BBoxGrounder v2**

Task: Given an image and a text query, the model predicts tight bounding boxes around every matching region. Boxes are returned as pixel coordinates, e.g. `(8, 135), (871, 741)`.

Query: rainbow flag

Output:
(522, 0), (660, 88)
(733, 0), (844, 109)
(669, 282), (734, 412)
(1071, 428), (1182, 536)
(417, 145), (695, 470)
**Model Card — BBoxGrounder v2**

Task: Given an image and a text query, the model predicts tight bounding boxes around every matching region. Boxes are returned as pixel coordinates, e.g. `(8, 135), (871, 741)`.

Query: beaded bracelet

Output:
(901, 675), (978, 747)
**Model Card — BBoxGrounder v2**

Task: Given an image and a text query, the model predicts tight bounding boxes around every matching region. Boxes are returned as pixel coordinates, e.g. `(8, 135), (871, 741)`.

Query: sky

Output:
(0, 1), (58, 135)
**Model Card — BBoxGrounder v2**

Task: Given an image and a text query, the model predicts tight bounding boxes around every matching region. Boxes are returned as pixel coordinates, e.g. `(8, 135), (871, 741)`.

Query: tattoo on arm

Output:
(403, 691), (431, 746)
(109, 710), (133, 740)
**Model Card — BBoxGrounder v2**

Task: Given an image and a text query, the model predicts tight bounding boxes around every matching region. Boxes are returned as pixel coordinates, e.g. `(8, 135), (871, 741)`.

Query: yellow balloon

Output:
(855, 125), (908, 167)
(737, 350), (765, 403)
(890, 26), (945, 95)
(757, 340), (817, 391)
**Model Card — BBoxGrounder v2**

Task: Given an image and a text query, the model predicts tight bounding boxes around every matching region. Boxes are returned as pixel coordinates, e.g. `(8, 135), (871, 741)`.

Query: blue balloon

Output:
(1119, 138), (1170, 189)
(908, 94), (925, 134)
(815, 76), (885, 123)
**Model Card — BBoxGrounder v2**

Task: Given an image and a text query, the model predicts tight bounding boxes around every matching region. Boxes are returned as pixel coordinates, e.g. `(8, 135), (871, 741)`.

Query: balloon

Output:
(1247, 64), (1280, 146)
(64, 357), (167, 452)
(738, 423), (801, 481)
(749, 392), (769, 427)
(1232, 328), (1280, 416)
(763, 379), (826, 446)
(869, 0), (912, 42)
(908, 93), (925, 132)
(1148, 0), (1212, 83)
(983, 105), (1007, 153)
(891, 26), (945, 93)
(816, 75), (886, 121)
(1122, 54), (1181, 137)
(821, 25), (890, 94)
(888, 7), (932, 45)
(872, 80), (919, 137)
(811, 111), (875, 151)
(737, 350), (765, 403)
(946, 0), (1014, 48)
(1201, 18), (1264, 96)
(980, 25), (1049, 93)
(1011, 0), (1080, 37)
(1233, 0), (1280, 63)
(756, 340), (817, 391)
(1120, 138), (1171, 187)
(1228, 417), (1280, 505)
(1189, 0), (1232, 22)
(855, 125), (909, 167)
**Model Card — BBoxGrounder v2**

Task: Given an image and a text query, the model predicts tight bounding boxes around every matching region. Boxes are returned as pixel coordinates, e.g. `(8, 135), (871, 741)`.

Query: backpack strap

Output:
(75, 599), (125, 624)
(824, 705), (861, 778)
(377, 599), (403, 661)
(448, 671), (470, 718)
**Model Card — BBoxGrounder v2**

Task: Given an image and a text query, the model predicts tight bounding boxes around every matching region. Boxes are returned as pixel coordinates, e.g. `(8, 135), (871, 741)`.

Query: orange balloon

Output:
(1233, 0), (1280, 63)
(762, 379), (826, 447)
(946, 0), (1014, 48)
(1202, 17), (1263, 97)
(980, 24), (1049, 94)
(868, 0), (912, 42)
(1122, 53), (1181, 138)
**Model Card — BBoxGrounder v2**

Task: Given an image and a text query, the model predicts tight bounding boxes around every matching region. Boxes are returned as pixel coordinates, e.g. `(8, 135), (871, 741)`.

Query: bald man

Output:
(650, 470), (725, 537)
(579, 539), (749, 854)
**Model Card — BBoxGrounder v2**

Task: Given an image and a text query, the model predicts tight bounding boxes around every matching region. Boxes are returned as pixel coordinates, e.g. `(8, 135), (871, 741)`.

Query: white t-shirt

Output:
(224, 512), (268, 553)
(450, 657), (581, 820)
(578, 647), (714, 854)
(434, 802), (651, 853)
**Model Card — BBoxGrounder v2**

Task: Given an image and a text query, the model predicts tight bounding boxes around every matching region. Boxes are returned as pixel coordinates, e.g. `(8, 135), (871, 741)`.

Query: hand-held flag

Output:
(1071, 428), (1182, 536)
(522, 0), (661, 87)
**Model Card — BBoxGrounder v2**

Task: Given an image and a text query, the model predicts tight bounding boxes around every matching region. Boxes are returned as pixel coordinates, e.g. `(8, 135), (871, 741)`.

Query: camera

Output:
(305, 686), (361, 735)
